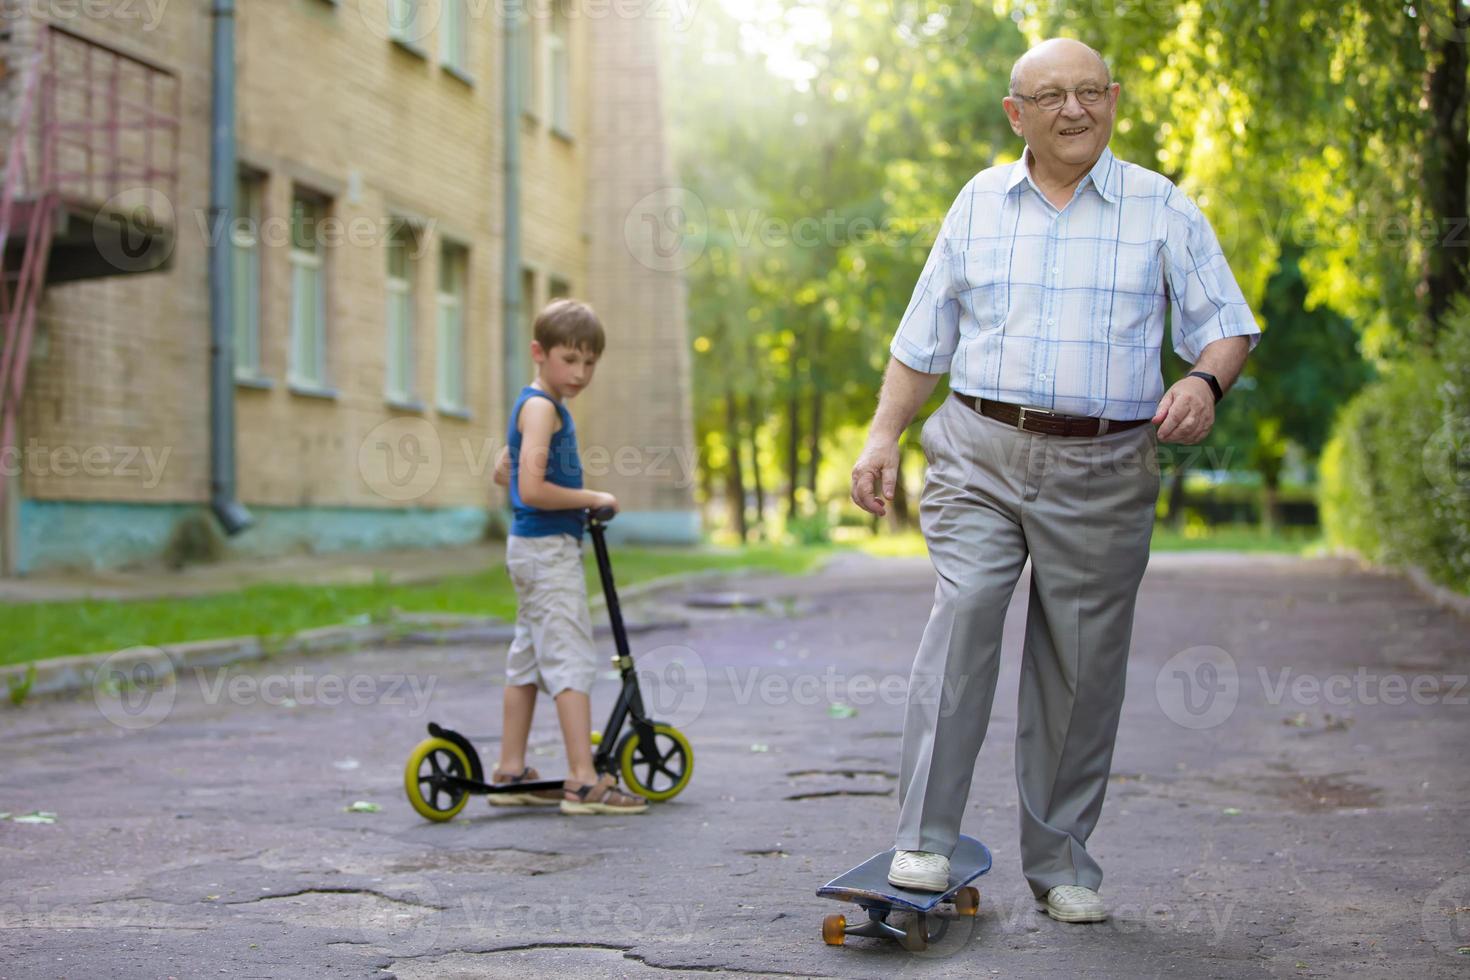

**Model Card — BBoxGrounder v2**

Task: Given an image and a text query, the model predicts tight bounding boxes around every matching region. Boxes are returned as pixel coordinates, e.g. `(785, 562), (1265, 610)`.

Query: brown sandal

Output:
(559, 773), (649, 815)
(487, 765), (563, 807)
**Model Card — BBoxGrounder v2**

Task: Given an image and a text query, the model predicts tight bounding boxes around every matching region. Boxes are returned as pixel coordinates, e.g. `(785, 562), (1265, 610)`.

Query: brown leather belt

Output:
(952, 393), (1150, 437)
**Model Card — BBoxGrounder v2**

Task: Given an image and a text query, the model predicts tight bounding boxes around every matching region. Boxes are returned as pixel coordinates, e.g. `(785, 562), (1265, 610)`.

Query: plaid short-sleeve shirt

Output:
(889, 146), (1261, 420)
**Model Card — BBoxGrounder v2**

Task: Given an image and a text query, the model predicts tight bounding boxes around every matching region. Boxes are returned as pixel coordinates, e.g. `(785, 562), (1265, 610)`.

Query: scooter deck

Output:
(817, 835), (991, 913)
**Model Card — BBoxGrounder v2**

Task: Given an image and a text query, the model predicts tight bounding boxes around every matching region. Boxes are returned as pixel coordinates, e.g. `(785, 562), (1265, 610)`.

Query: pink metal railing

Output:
(0, 22), (180, 525)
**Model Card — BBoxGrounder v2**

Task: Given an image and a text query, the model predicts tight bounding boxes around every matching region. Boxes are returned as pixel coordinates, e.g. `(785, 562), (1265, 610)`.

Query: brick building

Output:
(0, 0), (697, 575)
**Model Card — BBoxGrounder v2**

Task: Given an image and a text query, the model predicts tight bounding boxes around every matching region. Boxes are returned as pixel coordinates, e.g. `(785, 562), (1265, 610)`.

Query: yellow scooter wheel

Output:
(404, 737), (473, 822)
(615, 723), (693, 802)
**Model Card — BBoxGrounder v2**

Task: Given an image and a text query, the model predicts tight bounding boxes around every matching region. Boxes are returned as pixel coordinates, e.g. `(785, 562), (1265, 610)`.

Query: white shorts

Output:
(504, 533), (598, 696)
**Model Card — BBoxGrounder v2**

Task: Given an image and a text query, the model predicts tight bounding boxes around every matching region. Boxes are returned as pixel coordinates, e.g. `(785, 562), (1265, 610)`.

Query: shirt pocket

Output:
(951, 243), (1010, 332)
(1108, 238), (1166, 302)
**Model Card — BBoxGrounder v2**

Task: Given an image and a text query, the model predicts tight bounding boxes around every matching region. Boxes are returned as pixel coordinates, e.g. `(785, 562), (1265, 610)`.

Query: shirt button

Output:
(1038, 373), (1049, 382)
(1048, 318), (1055, 326)
(1051, 266), (1060, 275)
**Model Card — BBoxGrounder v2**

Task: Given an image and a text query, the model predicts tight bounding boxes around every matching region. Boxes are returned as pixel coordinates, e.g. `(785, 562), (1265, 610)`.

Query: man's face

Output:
(1003, 55), (1118, 174)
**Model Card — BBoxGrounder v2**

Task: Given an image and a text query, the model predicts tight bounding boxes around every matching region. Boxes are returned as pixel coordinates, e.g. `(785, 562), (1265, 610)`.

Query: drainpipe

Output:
(208, 0), (252, 534)
(502, 10), (524, 408)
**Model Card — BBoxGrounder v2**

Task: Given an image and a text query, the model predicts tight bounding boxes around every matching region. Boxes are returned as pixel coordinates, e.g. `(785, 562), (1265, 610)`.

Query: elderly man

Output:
(850, 37), (1260, 923)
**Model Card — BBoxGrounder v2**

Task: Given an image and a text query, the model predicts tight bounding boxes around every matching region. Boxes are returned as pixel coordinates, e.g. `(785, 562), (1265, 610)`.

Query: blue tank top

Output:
(508, 385), (585, 540)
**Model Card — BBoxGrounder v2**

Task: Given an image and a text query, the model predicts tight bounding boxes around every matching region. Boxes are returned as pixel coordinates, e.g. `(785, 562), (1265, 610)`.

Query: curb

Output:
(2, 623), (391, 703)
(0, 562), (813, 706)
(1324, 546), (1470, 621)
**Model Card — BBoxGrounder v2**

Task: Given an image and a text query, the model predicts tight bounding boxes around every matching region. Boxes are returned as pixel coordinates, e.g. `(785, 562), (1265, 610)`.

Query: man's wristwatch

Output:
(1187, 370), (1223, 404)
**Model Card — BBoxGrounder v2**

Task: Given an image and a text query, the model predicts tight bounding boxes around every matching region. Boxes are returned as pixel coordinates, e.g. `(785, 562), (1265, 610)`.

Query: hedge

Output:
(1320, 302), (1470, 593)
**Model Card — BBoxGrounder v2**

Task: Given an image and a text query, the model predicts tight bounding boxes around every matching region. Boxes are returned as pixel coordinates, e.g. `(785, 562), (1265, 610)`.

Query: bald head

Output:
(1009, 38), (1110, 95)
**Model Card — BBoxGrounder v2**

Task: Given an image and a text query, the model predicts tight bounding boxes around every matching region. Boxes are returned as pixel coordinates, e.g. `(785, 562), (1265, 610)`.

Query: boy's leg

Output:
(553, 688), (599, 786)
(514, 534), (601, 783)
(501, 535), (551, 774)
(497, 683), (538, 774)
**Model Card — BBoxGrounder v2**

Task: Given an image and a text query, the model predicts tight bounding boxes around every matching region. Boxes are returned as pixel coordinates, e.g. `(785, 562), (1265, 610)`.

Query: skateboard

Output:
(816, 835), (991, 951)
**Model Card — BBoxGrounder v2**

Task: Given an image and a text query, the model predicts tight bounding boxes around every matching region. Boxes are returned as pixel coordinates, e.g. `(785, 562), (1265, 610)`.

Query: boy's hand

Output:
(588, 491), (619, 513)
(492, 446), (511, 488)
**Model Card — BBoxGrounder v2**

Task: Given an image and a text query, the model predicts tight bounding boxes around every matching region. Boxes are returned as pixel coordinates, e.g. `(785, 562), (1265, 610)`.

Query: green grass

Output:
(1, 543), (833, 668)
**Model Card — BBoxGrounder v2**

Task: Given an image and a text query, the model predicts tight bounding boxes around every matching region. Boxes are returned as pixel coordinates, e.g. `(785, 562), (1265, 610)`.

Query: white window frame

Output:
(440, 0), (468, 74)
(232, 172), (263, 380)
(385, 223), (416, 404)
(436, 241), (468, 413)
(548, 1), (570, 134)
(289, 192), (329, 390)
(518, 6), (537, 117)
(387, 0), (424, 46)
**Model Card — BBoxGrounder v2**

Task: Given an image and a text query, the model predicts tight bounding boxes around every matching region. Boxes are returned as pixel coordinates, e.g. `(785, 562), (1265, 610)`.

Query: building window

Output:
(437, 241), (468, 412)
(440, 0), (467, 74)
(386, 222), (417, 403)
(233, 172), (263, 380)
(548, 275), (570, 301)
(387, 0), (425, 47)
(518, 7), (537, 117)
(548, 1), (570, 133)
(289, 191), (329, 389)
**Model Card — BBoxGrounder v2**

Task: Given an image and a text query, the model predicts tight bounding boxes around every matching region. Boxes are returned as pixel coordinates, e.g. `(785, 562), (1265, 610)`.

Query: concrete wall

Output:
(10, 1), (697, 574)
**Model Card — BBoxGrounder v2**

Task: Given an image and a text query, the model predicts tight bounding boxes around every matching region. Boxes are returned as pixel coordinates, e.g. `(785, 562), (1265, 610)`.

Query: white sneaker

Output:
(1038, 884), (1107, 923)
(887, 849), (951, 892)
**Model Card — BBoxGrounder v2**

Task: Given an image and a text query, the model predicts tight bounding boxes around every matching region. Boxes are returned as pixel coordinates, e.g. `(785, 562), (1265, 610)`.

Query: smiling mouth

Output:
(1059, 126), (1089, 136)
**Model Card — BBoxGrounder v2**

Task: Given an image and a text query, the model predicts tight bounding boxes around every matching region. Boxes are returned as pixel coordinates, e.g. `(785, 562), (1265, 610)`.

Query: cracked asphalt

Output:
(2, 549), (1468, 978)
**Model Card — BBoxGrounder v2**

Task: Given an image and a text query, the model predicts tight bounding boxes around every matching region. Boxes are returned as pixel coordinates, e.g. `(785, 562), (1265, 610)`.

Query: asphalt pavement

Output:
(2, 549), (1467, 978)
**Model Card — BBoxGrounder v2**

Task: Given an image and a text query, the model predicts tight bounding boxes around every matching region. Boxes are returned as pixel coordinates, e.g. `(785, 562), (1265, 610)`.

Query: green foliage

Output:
(1321, 299), (1470, 592)
(7, 663), (36, 706)
(786, 511), (831, 545)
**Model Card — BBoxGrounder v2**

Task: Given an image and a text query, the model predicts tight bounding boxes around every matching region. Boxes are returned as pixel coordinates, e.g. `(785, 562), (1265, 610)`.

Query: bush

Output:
(786, 511), (831, 545)
(1320, 301), (1470, 592)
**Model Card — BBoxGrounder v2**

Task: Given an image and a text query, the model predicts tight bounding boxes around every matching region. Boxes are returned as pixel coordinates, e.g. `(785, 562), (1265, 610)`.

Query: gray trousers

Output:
(894, 393), (1160, 897)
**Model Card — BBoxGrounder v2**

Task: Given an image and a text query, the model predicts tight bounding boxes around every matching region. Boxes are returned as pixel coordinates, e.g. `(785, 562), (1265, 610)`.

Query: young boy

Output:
(489, 298), (648, 815)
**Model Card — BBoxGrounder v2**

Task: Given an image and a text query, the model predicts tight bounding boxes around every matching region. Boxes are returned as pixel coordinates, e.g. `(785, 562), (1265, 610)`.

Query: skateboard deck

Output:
(816, 835), (991, 948)
(818, 834), (991, 912)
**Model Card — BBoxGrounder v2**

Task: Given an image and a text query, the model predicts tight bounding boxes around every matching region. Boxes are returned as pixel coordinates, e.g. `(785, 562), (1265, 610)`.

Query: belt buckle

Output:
(1016, 407), (1031, 431)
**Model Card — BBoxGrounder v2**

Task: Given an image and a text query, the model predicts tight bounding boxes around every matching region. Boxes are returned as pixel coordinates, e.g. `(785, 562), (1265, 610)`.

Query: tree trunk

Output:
(806, 388), (823, 498)
(1260, 466), (1283, 534)
(1422, 8), (1470, 344)
(745, 396), (765, 538)
(724, 394), (747, 542)
(786, 391), (801, 522)
(1166, 463), (1188, 530)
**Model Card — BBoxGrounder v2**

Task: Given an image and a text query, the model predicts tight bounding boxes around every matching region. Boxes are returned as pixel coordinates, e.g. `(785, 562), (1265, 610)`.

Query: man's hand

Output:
(1151, 376), (1216, 444)
(850, 440), (901, 516)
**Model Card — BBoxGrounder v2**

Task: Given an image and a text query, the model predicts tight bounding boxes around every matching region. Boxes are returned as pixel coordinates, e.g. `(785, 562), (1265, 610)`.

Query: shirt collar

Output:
(1005, 145), (1119, 204)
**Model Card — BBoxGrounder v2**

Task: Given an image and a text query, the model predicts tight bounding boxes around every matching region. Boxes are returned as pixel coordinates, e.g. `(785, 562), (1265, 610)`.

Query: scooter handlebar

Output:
(588, 506), (617, 524)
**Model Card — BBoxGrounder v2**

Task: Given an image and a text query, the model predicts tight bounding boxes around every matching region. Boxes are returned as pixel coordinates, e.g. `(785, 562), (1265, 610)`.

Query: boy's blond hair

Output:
(534, 298), (605, 356)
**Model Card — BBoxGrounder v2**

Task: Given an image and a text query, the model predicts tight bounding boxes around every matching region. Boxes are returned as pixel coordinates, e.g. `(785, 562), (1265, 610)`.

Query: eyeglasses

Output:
(1011, 84), (1111, 111)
